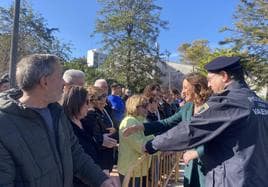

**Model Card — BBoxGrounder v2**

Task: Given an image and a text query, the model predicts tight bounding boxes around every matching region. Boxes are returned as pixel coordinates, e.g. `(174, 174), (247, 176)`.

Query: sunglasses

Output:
(137, 102), (149, 109)
(97, 93), (107, 100)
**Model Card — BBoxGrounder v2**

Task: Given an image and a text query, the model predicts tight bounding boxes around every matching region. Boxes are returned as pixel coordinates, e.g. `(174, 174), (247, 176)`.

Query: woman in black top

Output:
(62, 86), (99, 187)
(82, 86), (118, 174)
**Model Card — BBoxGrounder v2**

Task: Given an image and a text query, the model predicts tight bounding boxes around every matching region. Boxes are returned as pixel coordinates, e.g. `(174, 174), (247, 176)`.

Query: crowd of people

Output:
(0, 54), (267, 187)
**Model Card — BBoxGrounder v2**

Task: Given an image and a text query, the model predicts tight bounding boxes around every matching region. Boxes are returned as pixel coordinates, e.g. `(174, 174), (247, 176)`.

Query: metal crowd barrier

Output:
(122, 152), (182, 187)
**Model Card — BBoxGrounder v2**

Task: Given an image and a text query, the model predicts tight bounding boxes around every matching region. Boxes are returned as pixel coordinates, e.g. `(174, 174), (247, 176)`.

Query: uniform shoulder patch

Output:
(196, 103), (210, 115)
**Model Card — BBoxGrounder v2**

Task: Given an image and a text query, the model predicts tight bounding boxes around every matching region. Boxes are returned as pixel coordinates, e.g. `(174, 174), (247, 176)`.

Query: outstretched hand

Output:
(183, 149), (199, 165)
(122, 125), (144, 137)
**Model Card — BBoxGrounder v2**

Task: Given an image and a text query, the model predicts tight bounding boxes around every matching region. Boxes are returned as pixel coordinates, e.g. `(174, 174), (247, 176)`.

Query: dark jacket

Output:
(72, 121), (99, 163)
(0, 90), (108, 187)
(146, 111), (159, 122)
(71, 121), (99, 187)
(145, 81), (268, 187)
(82, 108), (117, 171)
(158, 100), (174, 119)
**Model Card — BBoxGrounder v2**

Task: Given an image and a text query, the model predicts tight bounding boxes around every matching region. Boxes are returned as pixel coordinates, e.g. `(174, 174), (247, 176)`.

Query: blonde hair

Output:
(87, 85), (106, 107)
(126, 95), (148, 117)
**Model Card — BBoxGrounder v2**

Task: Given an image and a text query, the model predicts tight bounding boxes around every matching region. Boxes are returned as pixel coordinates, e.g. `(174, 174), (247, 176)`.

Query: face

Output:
(137, 102), (148, 117)
(148, 99), (158, 112)
(99, 83), (108, 95)
(95, 93), (107, 110)
(152, 87), (161, 97)
(78, 97), (91, 120)
(45, 63), (65, 103)
(207, 72), (225, 93)
(181, 79), (195, 102)
(114, 86), (122, 96)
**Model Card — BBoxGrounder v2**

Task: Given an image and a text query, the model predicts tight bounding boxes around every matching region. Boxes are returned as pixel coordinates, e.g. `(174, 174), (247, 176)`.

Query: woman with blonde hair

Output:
(82, 86), (118, 175)
(118, 95), (153, 187)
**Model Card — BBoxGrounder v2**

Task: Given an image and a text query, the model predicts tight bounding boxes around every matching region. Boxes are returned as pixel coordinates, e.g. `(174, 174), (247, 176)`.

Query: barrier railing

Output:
(122, 152), (182, 187)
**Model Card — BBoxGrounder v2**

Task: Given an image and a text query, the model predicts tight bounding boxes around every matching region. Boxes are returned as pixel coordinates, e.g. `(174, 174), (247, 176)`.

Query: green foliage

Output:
(0, 1), (72, 75)
(178, 40), (211, 66)
(219, 0), (268, 91)
(63, 57), (104, 85)
(178, 0), (267, 96)
(93, 0), (168, 92)
(178, 40), (266, 92)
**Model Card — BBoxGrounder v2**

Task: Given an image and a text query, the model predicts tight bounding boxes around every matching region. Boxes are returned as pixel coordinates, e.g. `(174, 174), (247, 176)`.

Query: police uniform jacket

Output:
(145, 80), (268, 187)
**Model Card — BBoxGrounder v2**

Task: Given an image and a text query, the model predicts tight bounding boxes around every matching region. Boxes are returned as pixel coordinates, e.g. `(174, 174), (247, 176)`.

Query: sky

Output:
(1, 0), (239, 62)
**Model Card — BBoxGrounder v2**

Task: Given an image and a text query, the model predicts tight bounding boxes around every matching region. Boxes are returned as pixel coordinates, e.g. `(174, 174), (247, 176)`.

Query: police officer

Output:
(142, 56), (268, 187)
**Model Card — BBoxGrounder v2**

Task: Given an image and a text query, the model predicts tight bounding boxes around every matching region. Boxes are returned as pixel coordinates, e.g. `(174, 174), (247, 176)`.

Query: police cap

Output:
(205, 56), (242, 72)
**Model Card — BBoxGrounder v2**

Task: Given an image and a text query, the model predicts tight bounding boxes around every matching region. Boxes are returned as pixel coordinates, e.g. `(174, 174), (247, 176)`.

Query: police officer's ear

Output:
(219, 71), (231, 83)
(39, 75), (49, 89)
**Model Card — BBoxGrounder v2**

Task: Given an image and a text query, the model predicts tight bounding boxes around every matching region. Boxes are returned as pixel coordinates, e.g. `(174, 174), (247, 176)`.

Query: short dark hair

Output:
(111, 82), (121, 89)
(171, 88), (180, 95)
(62, 86), (88, 119)
(143, 83), (161, 97)
(225, 68), (245, 82)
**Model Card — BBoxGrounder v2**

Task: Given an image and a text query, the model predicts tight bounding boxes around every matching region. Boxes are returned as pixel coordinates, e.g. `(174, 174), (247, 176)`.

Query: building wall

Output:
(87, 49), (107, 67)
(158, 62), (193, 90)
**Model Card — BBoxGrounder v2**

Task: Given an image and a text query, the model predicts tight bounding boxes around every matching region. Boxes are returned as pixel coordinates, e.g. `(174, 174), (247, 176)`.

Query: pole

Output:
(9, 0), (21, 88)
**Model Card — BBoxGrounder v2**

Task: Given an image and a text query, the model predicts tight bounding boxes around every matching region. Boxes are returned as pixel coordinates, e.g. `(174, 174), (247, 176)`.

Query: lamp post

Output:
(9, 0), (21, 88)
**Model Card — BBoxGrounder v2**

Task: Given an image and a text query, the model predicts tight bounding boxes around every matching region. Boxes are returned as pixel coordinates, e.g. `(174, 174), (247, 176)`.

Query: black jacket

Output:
(82, 108), (117, 171)
(0, 90), (108, 187)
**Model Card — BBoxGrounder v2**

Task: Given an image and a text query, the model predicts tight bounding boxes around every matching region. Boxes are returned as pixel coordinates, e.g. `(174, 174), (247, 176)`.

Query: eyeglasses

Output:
(97, 93), (107, 100)
(137, 102), (149, 109)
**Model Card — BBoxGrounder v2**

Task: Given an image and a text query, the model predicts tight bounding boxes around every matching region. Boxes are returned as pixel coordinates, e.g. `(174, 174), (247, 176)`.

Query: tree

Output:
(178, 40), (211, 67)
(177, 40), (244, 73)
(64, 57), (104, 85)
(0, 1), (72, 76)
(220, 0), (268, 95)
(93, 0), (168, 92)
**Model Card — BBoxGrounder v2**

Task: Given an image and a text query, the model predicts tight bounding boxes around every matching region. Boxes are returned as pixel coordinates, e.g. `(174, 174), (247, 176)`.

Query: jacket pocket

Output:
(206, 164), (226, 187)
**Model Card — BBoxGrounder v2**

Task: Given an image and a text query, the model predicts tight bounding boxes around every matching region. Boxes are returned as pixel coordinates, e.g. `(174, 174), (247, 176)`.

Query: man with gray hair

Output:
(0, 54), (117, 187)
(63, 69), (85, 90)
(94, 78), (109, 94)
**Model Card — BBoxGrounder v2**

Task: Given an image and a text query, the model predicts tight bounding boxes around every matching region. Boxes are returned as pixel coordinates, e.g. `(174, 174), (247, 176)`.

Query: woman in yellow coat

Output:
(118, 95), (154, 187)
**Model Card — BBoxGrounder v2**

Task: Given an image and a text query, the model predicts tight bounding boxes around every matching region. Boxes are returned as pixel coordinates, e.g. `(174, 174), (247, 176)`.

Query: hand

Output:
(102, 133), (117, 148)
(142, 144), (147, 153)
(122, 125), (144, 137)
(100, 177), (118, 187)
(106, 127), (117, 134)
(183, 150), (199, 165)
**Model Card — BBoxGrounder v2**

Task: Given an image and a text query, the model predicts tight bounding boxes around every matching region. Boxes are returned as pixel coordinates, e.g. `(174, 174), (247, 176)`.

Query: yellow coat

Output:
(118, 116), (154, 177)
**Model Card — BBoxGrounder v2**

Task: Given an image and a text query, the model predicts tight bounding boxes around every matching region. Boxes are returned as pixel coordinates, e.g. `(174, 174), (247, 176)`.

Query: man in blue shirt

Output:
(108, 83), (125, 124)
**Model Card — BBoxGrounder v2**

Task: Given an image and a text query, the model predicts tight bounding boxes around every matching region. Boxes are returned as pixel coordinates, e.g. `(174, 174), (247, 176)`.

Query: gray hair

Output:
(16, 54), (61, 91)
(63, 69), (85, 84)
(94, 79), (107, 87)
